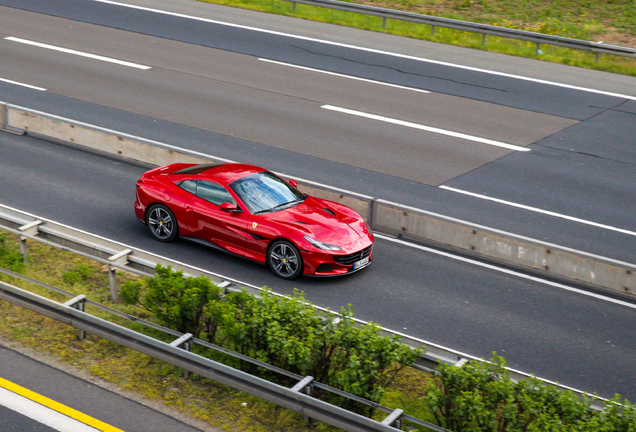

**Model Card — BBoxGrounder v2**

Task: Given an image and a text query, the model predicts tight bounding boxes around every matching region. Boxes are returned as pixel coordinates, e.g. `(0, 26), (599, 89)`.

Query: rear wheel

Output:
(268, 240), (303, 279)
(146, 204), (178, 242)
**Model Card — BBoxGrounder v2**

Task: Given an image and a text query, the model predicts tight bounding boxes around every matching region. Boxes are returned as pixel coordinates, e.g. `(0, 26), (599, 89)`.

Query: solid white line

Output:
(92, 0), (636, 101)
(322, 105), (530, 151)
(440, 185), (636, 237)
(5, 37), (151, 70)
(374, 233), (636, 310)
(0, 387), (102, 432)
(0, 77), (46, 91)
(258, 58), (431, 93)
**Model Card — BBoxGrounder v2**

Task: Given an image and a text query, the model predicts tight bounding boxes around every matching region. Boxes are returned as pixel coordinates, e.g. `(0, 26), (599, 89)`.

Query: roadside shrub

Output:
(120, 264), (223, 338)
(119, 265), (424, 411)
(425, 354), (636, 431)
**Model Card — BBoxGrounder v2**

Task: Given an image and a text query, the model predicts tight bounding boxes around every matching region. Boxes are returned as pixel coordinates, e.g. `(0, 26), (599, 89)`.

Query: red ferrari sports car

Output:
(134, 162), (374, 279)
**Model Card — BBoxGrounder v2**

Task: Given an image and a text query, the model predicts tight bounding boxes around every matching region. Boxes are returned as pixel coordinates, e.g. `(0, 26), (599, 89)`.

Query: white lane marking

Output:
(440, 185), (636, 237)
(93, 0), (636, 101)
(375, 233), (636, 310)
(0, 387), (102, 432)
(0, 77), (46, 91)
(5, 37), (151, 70)
(322, 105), (530, 151)
(259, 58), (431, 93)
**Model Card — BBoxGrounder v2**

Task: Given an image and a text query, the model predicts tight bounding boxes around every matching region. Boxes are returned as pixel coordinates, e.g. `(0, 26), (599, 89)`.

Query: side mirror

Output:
(289, 179), (298, 188)
(220, 202), (239, 212)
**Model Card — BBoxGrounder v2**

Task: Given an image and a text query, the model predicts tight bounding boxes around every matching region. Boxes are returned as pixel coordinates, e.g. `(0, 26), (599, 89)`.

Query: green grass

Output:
(197, 0), (636, 76)
(0, 231), (438, 431)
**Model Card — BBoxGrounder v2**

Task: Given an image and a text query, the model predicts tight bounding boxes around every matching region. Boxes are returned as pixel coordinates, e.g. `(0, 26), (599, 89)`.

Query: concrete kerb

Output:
(4, 102), (636, 298)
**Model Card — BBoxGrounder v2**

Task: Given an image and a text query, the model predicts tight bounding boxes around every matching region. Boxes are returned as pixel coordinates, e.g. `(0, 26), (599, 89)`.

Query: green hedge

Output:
(120, 264), (422, 412)
(426, 356), (636, 431)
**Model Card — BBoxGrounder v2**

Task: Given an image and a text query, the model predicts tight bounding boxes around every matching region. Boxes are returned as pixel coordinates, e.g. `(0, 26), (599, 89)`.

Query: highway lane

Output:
(0, 5), (574, 186)
(1, 132), (635, 400)
(1, 0), (635, 265)
(2, 78), (635, 265)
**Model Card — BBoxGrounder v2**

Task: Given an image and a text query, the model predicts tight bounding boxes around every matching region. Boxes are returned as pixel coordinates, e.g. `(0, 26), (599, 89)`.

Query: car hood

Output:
(267, 196), (369, 247)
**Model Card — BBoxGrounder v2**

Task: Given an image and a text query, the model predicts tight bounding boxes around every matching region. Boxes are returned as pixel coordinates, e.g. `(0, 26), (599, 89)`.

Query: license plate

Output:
(353, 257), (370, 270)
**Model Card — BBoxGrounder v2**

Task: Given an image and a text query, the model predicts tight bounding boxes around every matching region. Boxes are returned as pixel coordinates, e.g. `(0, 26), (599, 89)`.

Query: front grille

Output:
(334, 245), (372, 265)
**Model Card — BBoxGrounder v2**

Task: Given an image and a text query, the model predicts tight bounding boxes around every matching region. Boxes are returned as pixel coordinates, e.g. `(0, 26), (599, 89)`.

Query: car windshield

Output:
(229, 171), (305, 214)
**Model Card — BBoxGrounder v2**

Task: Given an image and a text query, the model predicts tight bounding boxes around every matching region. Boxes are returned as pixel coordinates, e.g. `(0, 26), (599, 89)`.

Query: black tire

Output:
(146, 204), (179, 242)
(268, 240), (303, 279)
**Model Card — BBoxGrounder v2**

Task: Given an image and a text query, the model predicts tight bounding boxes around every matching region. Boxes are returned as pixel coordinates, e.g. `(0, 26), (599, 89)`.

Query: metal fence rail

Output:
(0, 279), (449, 432)
(280, 0), (636, 59)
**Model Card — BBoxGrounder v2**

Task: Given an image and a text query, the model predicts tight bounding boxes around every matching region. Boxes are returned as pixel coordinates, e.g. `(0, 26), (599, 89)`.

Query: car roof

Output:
(175, 163), (266, 186)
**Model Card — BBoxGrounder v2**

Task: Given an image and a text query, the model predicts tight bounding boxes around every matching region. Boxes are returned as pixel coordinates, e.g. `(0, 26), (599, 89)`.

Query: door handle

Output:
(185, 206), (193, 213)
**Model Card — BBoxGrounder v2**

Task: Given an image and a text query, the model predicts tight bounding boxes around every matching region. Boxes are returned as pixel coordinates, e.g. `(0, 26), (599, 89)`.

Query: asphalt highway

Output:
(0, 0), (635, 263)
(0, 0), (635, 406)
(1, 132), (635, 401)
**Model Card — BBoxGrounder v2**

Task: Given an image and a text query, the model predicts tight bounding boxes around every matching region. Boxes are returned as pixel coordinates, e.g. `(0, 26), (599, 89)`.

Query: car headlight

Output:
(303, 236), (341, 251)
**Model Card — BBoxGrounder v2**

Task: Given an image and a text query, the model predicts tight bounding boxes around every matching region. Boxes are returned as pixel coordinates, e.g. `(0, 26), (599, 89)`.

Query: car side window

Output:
(197, 181), (236, 206)
(179, 180), (197, 195)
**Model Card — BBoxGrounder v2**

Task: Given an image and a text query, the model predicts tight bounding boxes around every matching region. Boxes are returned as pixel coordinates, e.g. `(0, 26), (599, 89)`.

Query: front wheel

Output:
(268, 240), (303, 279)
(146, 204), (178, 242)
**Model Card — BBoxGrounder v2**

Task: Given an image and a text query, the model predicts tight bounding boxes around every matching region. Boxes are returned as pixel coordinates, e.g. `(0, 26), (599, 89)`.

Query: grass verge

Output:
(0, 231), (436, 431)
(197, 0), (636, 76)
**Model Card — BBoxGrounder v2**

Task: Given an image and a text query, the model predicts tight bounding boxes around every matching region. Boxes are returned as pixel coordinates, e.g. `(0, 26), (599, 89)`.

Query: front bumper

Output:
(302, 244), (373, 276)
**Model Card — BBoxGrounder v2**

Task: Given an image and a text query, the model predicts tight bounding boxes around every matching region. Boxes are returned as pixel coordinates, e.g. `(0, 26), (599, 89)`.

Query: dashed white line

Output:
(259, 58), (430, 93)
(5, 37), (151, 70)
(0, 77), (46, 91)
(375, 233), (636, 310)
(322, 105), (530, 151)
(93, 0), (636, 101)
(440, 185), (636, 237)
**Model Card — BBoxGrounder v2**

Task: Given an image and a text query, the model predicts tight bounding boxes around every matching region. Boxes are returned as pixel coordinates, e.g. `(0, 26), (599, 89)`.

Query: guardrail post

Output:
(382, 17), (386, 28)
(431, 25), (435, 36)
(217, 280), (232, 295)
(17, 220), (43, 264)
(455, 357), (469, 368)
(64, 295), (87, 340)
(292, 1), (296, 12)
(291, 376), (315, 425)
(482, 34), (487, 46)
(381, 408), (404, 429)
(536, 42), (540, 55)
(107, 249), (132, 302)
(170, 333), (194, 378)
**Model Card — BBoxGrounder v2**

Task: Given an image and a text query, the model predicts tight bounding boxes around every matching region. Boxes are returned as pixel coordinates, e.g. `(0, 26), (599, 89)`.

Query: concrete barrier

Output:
(4, 102), (635, 297)
(372, 202), (636, 294)
(0, 102), (6, 131)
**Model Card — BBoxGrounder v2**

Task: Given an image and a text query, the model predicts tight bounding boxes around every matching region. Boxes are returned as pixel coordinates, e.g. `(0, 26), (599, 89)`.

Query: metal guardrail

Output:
(0, 279), (441, 432)
(0, 202), (609, 409)
(280, 0), (636, 60)
(0, 267), (447, 431)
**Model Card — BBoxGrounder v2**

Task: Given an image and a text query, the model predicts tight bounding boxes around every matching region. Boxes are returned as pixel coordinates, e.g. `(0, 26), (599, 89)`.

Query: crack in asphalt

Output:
(292, 45), (508, 93)
(534, 100), (636, 167)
